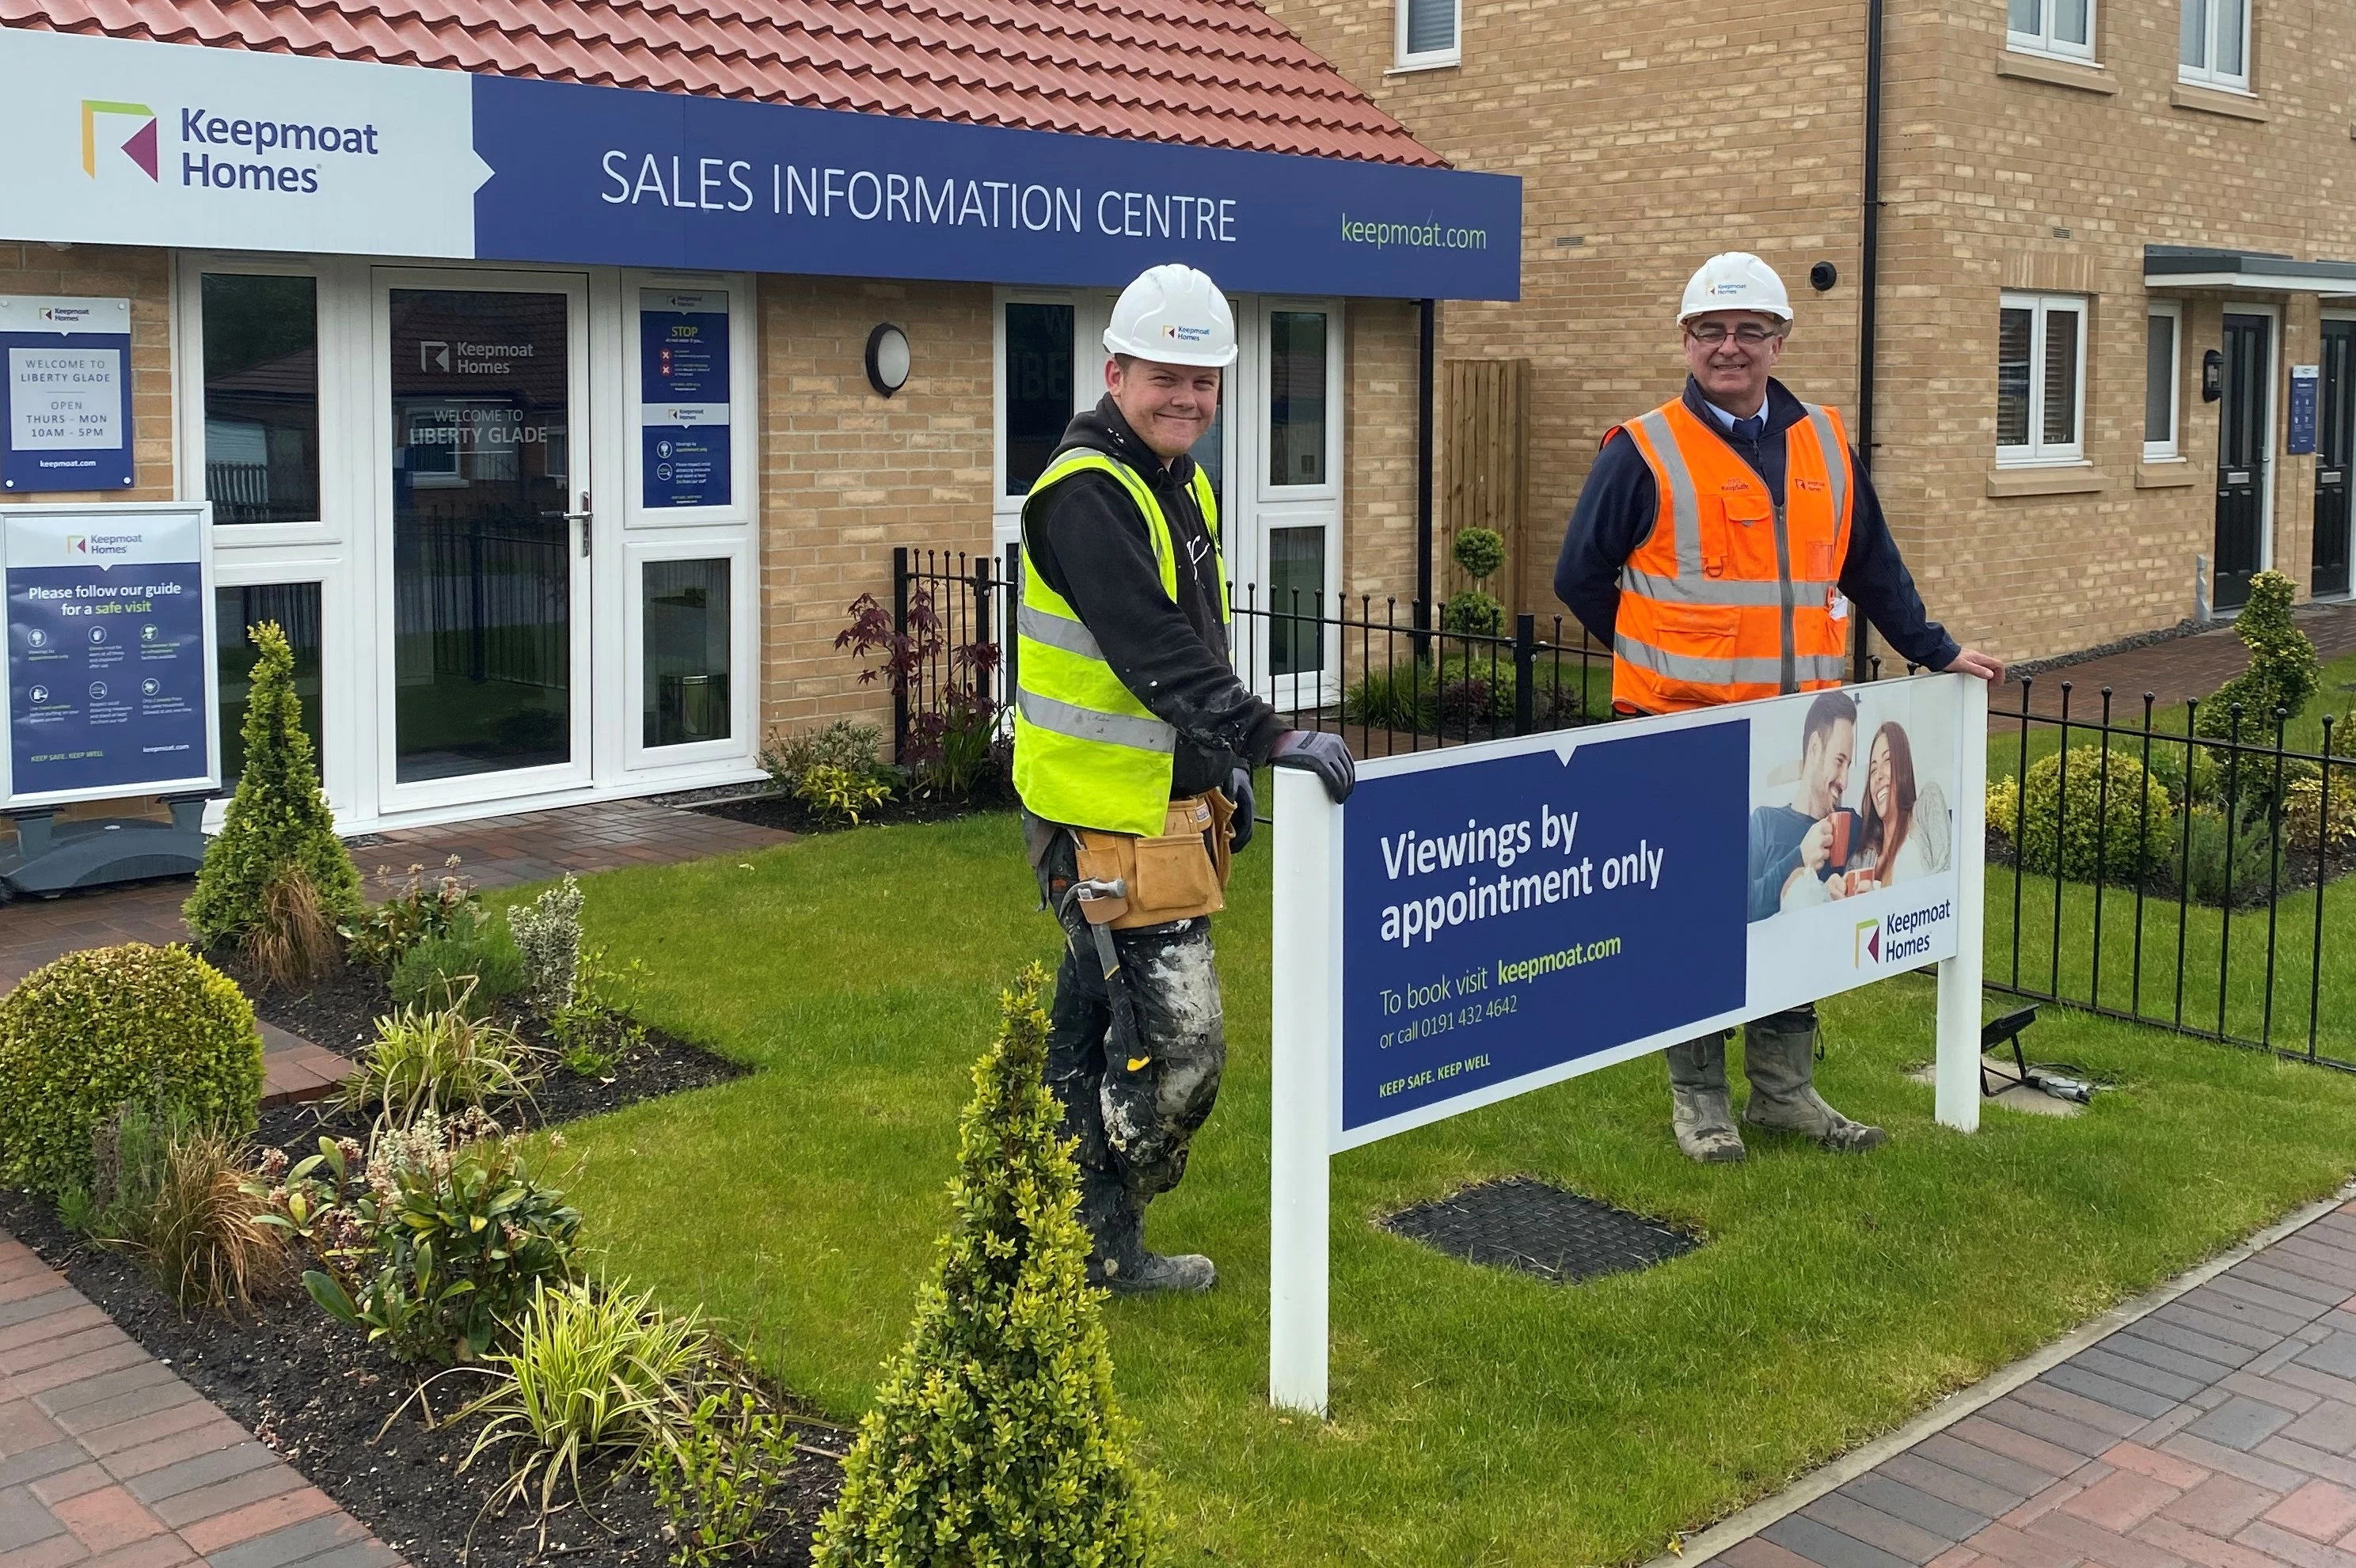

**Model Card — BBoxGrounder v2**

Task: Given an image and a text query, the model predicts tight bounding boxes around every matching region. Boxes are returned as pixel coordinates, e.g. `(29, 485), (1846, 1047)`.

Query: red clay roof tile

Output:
(2, 0), (1444, 166)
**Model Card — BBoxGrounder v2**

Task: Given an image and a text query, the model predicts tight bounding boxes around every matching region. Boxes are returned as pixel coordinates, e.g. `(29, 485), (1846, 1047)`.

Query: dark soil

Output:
(0, 1193), (845, 1568)
(208, 955), (749, 1158)
(682, 781), (1015, 836)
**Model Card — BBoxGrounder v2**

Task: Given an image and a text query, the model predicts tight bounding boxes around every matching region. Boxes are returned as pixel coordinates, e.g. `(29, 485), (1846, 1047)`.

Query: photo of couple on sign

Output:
(1746, 685), (1956, 924)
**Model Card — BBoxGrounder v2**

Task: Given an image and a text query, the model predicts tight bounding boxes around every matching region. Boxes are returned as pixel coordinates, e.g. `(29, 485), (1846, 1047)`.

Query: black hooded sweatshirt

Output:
(1022, 396), (1287, 800)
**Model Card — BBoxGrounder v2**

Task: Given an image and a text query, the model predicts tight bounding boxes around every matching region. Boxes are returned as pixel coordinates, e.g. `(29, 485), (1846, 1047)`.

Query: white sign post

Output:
(1270, 674), (1989, 1417)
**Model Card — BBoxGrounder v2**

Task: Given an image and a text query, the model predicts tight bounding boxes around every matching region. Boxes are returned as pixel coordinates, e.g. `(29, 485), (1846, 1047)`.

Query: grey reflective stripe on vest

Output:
(1634, 409), (1703, 579)
(1016, 689), (1176, 754)
(1016, 603), (1104, 662)
(1620, 568), (1837, 608)
(1803, 404), (1849, 530)
(1614, 636), (1849, 688)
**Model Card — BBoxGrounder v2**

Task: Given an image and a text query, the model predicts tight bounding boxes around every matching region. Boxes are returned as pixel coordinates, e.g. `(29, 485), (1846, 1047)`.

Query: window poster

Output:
(638, 290), (731, 511)
(0, 297), (135, 494)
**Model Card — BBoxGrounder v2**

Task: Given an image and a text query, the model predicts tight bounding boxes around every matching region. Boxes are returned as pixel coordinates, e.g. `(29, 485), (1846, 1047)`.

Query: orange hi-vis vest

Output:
(1607, 397), (1856, 714)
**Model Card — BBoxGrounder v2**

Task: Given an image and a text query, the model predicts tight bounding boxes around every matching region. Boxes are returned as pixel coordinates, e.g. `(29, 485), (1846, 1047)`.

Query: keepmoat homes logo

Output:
(80, 101), (158, 180)
(78, 96), (382, 194)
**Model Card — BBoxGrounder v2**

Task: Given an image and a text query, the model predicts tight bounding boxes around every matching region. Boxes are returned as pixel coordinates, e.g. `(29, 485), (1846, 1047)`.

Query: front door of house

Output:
(376, 270), (595, 809)
(2214, 311), (2271, 614)
(2315, 319), (2355, 599)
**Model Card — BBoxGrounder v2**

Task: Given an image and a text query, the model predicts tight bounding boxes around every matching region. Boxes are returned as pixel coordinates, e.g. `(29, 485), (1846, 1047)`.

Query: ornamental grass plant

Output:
(811, 965), (1160, 1568)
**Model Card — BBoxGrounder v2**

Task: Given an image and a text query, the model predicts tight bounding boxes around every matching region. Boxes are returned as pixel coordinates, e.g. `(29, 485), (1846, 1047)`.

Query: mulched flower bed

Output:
(206, 955), (747, 1156)
(0, 1191), (846, 1568)
(678, 781), (1015, 836)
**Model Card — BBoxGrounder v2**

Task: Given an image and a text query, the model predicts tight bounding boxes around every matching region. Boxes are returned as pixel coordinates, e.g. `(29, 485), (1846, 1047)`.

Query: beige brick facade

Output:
(1262, 0), (2356, 663)
(0, 242), (176, 505)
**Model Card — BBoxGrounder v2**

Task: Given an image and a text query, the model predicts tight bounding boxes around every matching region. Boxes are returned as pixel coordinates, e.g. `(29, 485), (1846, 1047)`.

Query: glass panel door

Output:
(382, 275), (591, 796)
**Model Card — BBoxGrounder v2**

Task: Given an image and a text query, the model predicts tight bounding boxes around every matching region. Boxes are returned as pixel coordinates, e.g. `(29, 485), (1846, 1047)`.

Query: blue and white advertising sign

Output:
(0, 296), (135, 494)
(640, 290), (731, 511)
(3, 503), (217, 807)
(1329, 677), (1970, 1149)
(0, 28), (1522, 302)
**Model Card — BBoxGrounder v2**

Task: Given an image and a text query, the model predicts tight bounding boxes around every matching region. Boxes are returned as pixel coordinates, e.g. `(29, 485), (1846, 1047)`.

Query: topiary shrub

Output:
(186, 622), (363, 958)
(2194, 570), (2320, 754)
(811, 966), (1160, 1567)
(1452, 526), (1507, 587)
(1441, 588), (1505, 637)
(2016, 745), (2176, 883)
(0, 943), (263, 1196)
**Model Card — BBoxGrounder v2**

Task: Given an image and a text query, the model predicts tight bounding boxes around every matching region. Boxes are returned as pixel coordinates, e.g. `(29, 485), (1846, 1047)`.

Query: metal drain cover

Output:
(1381, 1177), (1698, 1284)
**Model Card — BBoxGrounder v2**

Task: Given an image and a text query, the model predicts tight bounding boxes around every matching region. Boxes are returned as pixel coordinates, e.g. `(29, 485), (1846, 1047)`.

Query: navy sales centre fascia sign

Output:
(0, 26), (1522, 302)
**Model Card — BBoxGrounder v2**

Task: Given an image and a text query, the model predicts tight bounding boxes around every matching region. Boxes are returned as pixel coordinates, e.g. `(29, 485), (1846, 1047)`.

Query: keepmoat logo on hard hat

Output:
(1163, 324), (1214, 345)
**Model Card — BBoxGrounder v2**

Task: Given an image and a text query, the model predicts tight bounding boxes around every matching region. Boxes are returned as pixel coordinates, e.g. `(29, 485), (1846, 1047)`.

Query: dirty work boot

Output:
(1740, 1009), (1887, 1153)
(1087, 1202), (1217, 1295)
(1665, 1032), (1745, 1164)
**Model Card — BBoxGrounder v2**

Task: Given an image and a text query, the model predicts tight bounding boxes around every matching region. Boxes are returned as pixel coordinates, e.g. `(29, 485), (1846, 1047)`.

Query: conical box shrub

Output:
(186, 621), (362, 953)
(812, 965), (1161, 1568)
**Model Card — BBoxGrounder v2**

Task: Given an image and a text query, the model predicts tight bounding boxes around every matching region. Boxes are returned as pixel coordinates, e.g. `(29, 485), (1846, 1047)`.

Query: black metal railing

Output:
(887, 547), (2356, 1070)
(889, 545), (1617, 765)
(1986, 680), (2356, 1070)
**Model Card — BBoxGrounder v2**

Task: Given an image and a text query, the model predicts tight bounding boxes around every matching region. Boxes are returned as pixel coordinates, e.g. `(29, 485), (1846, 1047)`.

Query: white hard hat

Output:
(1104, 264), (1237, 368)
(1678, 252), (1793, 324)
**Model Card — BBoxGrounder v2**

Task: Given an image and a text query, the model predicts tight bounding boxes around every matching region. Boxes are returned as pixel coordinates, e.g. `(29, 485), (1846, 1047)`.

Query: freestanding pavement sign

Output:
(1270, 673), (1989, 1415)
(0, 501), (219, 894)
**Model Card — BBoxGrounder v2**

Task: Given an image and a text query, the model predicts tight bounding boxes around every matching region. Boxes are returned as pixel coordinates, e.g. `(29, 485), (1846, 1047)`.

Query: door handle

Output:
(539, 496), (592, 557)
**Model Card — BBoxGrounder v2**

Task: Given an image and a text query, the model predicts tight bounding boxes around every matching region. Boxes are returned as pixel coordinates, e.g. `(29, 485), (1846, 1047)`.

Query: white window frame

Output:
(1248, 298), (1345, 708)
(2179, 0), (2252, 92)
(1997, 291), (2089, 468)
(622, 532), (757, 773)
(1394, 0), (1461, 71)
(2145, 301), (2184, 461)
(2008, 0), (2096, 63)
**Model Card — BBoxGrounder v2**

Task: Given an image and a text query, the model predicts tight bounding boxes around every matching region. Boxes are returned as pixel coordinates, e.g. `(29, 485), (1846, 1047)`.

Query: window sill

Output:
(1997, 52), (2115, 94)
(1386, 56), (1461, 76)
(1987, 465), (2107, 497)
(2136, 461), (2198, 488)
(2172, 82), (2267, 120)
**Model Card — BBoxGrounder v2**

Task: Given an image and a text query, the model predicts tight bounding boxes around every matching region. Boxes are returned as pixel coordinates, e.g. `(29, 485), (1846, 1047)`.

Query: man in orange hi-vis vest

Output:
(1554, 252), (2005, 1164)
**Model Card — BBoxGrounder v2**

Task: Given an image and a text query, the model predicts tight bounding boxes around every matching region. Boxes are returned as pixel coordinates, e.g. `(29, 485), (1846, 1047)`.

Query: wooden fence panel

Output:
(1442, 358), (1530, 609)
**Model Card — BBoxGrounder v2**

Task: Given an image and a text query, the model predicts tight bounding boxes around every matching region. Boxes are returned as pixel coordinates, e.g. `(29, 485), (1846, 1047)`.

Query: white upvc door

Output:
(369, 266), (597, 817)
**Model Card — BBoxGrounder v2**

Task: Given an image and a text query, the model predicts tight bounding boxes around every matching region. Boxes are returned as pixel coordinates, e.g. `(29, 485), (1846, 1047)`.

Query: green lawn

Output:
(530, 813), (2356, 1566)
(1991, 644), (2356, 783)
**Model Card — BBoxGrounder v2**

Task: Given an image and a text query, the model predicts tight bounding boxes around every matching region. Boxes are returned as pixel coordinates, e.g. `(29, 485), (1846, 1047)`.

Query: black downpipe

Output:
(1853, 0), (1885, 682)
(1416, 298), (1437, 652)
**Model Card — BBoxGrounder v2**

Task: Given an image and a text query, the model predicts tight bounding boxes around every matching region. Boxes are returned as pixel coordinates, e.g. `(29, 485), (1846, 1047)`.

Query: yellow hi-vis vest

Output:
(1014, 448), (1229, 838)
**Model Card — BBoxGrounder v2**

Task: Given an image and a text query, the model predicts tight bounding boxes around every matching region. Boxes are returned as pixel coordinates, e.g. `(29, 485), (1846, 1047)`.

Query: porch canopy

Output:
(2145, 245), (2356, 296)
(0, 2), (1520, 301)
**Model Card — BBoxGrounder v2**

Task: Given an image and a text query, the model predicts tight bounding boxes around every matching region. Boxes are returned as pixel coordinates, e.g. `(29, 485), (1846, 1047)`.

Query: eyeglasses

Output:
(1685, 323), (1782, 346)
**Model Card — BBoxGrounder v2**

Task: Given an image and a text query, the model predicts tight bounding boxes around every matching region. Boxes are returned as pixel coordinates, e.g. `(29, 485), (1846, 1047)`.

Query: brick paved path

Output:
(1995, 602), (2356, 722)
(1714, 1198), (2356, 1568)
(0, 1235), (401, 1568)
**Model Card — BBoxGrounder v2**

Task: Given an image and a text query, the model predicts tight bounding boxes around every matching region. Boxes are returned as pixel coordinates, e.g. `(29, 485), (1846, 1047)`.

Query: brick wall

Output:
(1262, 0), (2356, 663)
(1343, 296), (1423, 606)
(754, 276), (997, 745)
(0, 243), (174, 505)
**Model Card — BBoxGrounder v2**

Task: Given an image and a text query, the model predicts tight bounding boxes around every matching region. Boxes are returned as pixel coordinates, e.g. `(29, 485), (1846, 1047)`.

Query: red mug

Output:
(1829, 813), (1851, 869)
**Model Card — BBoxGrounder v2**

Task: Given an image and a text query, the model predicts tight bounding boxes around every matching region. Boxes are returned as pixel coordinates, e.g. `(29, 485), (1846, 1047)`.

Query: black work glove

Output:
(1269, 730), (1355, 804)
(1226, 765), (1256, 855)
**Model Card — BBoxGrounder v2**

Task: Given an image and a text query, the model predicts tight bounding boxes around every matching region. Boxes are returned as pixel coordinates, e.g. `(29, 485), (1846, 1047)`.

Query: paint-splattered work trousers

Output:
(1028, 818), (1227, 1255)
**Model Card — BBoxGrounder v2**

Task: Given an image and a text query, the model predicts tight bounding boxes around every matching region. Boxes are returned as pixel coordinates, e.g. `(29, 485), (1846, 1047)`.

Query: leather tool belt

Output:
(1071, 790), (1237, 931)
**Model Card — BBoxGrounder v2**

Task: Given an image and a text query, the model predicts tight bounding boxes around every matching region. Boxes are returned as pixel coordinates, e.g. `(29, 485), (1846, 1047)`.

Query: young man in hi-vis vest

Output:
(1553, 252), (2006, 1164)
(1015, 264), (1355, 1293)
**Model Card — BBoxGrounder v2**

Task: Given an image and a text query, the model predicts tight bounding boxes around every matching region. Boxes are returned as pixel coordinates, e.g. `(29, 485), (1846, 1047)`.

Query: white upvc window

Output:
(1997, 292), (2088, 466)
(2145, 302), (2183, 461)
(2180, 0), (2251, 90)
(1396, 0), (1461, 70)
(2008, 0), (2095, 61)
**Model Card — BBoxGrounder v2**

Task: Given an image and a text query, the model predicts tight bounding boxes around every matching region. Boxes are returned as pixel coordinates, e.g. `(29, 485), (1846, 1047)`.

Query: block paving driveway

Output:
(1725, 1200), (2356, 1568)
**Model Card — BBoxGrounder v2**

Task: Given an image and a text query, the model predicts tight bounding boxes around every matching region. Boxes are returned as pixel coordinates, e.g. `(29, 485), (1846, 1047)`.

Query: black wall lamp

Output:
(2202, 348), (2225, 402)
(1809, 260), (1838, 292)
(865, 322), (910, 398)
